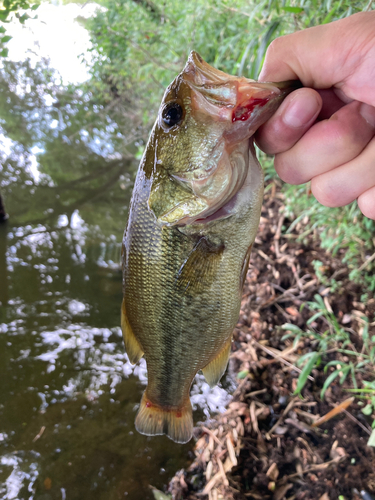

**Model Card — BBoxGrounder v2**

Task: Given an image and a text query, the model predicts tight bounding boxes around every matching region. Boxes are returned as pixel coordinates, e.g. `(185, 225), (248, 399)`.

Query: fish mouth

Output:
(152, 53), (301, 228)
(183, 51), (301, 134)
(192, 190), (239, 225)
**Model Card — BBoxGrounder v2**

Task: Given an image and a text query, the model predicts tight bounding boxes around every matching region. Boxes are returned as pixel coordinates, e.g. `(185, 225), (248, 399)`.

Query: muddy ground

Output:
(168, 179), (375, 500)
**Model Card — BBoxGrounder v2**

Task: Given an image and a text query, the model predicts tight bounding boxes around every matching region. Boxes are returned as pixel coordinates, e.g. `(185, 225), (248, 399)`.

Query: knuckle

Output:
(321, 119), (353, 154)
(311, 176), (341, 207)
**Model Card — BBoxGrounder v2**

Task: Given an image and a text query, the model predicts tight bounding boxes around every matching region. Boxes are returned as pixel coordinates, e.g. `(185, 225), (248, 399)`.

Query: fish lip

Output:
(184, 51), (234, 86)
(190, 192), (238, 225)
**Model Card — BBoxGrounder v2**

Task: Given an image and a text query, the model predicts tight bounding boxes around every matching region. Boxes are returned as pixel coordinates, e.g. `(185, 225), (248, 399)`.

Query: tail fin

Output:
(135, 392), (193, 444)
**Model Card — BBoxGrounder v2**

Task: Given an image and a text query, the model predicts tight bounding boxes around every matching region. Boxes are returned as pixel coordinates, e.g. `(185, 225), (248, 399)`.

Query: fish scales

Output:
(122, 52), (299, 443)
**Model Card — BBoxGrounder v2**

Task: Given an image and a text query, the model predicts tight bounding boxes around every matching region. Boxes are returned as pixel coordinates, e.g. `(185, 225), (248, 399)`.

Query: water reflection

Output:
(0, 56), (233, 499)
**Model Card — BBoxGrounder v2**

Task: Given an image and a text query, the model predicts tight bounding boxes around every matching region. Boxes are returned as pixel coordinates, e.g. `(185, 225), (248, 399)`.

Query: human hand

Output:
(255, 11), (375, 220)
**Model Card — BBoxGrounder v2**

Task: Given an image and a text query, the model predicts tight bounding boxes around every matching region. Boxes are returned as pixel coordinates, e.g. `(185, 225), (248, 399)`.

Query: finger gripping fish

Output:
(122, 52), (298, 443)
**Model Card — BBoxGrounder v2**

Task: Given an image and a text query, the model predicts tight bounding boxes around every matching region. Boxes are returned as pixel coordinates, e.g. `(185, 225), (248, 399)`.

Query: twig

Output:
(256, 248), (274, 263)
(245, 388), (267, 398)
(266, 398), (295, 438)
(32, 426), (46, 442)
(254, 341), (314, 381)
(357, 251), (375, 273)
(342, 409), (371, 436)
(281, 456), (346, 481)
(202, 426), (222, 447)
(312, 397), (355, 427)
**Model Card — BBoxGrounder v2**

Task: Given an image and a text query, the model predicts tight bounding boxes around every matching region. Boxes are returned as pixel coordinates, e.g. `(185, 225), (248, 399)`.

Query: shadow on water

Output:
(0, 59), (233, 499)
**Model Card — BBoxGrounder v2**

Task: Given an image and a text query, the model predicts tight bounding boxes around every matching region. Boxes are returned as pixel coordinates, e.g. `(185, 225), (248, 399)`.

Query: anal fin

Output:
(121, 298), (144, 364)
(202, 336), (232, 387)
(135, 391), (193, 444)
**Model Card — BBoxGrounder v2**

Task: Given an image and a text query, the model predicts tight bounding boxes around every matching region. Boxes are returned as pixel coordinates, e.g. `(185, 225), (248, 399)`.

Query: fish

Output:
(121, 51), (299, 444)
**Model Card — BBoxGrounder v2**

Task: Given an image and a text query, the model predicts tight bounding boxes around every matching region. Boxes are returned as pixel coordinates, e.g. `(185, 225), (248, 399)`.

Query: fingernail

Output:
(283, 93), (319, 128)
(359, 102), (375, 128)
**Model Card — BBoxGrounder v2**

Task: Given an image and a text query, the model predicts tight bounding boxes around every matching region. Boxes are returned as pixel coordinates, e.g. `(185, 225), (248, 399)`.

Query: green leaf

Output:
(294, 352), (319, 395)
(321, 370), (340, 399)
(368, 428), (375, 447)
(281, 323), (302, 333)
(151, 488), (172, 500)
(339, 366), (350, 384)
(361, 404), (373, 416)
(237, 369), (249, 379)
(18, 13), (29, 24)
(0, 47), (8, 57)
(306, 311), (324, 325)
(1, 35), (12, 43)
(282, 7), (304, 13)
(0, 10), (9, 21)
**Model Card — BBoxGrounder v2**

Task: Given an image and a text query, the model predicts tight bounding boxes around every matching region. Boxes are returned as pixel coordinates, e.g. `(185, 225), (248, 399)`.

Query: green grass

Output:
(260, 151), (375, 294)
(281, 294), (375, 445)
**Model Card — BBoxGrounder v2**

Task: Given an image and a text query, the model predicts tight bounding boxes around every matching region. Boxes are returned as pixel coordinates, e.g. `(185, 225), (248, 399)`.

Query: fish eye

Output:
(162, 102), (184, 128)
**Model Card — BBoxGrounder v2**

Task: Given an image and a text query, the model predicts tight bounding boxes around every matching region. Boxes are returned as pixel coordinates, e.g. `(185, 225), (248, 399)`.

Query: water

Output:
(0, 57), (232, 500)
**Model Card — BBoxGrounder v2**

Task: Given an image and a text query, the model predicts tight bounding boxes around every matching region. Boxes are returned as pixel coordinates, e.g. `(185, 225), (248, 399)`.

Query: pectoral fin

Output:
(121, 298), (144, 364)
(202, 336), (232, 387)
(175, 236), (224, 294)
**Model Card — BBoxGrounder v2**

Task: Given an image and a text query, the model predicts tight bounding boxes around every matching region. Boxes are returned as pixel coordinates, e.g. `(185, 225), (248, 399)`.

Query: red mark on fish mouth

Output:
(146, 401), (153, 408)
(176, 411), (182, 418)
(232, 97), (270, 122)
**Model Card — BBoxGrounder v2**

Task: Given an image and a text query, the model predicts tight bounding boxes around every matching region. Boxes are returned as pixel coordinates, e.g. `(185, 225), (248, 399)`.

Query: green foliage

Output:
(282, 183), (375, 291)
(86, 0), (368, 131)
(282, 295), (375, 444)
(0, 0), (39, 55)
(151, 488), (172, 500)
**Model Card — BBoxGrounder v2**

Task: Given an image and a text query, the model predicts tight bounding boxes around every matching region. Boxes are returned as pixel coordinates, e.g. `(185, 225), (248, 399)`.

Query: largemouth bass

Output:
(122, 52), (298, 443)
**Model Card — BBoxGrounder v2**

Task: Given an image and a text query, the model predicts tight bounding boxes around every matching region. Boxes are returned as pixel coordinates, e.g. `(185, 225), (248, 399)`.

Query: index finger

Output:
(259, 11), (375, 107)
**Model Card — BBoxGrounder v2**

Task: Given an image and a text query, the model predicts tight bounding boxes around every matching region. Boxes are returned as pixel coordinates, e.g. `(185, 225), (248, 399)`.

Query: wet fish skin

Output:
(122, 52), (299, 443)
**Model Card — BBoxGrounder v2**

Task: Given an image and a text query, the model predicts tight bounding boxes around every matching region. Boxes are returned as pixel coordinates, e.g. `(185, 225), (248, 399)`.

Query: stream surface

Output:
(0, 52), (232, 500)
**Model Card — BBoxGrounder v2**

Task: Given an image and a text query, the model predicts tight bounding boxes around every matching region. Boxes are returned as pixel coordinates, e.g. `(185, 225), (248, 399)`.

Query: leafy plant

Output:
(0, 0), (39, 56)
(282, 296), (375, 444)
(281, 182), (375, 292)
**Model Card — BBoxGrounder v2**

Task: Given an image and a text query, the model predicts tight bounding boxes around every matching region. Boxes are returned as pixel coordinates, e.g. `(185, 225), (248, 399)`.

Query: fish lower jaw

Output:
(192, 190), (239, 225)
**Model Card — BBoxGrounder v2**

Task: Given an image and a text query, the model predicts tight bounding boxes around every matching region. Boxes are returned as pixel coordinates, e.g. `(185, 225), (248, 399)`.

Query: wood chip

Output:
(206, 461), (213, 481)
(266, 462), (279, 481)
(318, 494), (330, 500)
(273, 483), (292, 500)
(217, 457), (229, 486)
(226, 434), (237, 467)
(250, 401), (259, 434)
(203, 426), (222, 446)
